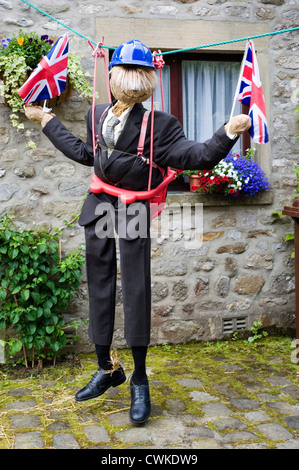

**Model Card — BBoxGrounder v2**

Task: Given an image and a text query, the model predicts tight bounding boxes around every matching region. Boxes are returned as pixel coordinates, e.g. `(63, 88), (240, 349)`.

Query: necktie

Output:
(104, 115), (120, 150)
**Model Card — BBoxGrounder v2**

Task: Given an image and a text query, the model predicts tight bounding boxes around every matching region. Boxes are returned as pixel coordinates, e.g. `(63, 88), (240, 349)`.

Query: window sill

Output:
(167, 189), (274, 206)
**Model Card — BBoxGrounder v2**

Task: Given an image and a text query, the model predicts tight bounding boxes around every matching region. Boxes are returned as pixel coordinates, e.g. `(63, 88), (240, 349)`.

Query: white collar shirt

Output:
(102, 103), (134, 157)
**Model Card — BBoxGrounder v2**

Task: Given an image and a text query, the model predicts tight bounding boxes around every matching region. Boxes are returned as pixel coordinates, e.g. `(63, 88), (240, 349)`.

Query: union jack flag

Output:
(237, 40), (269, 144)
(18, 34), (69, 105)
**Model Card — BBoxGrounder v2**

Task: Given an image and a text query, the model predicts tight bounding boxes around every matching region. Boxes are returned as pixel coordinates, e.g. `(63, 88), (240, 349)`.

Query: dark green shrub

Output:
(0, 214), (85, 367)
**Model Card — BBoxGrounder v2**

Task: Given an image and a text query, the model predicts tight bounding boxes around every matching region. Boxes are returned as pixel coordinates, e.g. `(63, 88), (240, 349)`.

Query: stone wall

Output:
(0, 0), (299, 352)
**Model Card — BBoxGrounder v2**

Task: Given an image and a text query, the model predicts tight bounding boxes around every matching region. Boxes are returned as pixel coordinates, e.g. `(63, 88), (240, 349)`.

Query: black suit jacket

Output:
(42, 102), (238, 225)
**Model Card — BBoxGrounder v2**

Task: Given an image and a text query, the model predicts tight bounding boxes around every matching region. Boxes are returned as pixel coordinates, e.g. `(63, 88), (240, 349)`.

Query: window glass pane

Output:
(182, 60), (242, 154)
(144, 65), (170, 112)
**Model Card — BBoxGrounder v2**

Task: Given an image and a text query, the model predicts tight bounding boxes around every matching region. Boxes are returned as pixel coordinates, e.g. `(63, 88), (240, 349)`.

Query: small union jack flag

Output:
(237, 40), (269, 144)
(18, 34), (69, 105)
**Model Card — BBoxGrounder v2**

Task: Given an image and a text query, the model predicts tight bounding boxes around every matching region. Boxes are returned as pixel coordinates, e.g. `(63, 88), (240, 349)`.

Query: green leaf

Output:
(46, 325), (55, 334)
(20, 245), (29, 254)
(9, 339), (23, 355)
(27, 323), (36, 335)
(11, 285), (21, 295)
(0, 288), (7, 301)
(285, 233), (295, 241)
(21, 289), (30, 301)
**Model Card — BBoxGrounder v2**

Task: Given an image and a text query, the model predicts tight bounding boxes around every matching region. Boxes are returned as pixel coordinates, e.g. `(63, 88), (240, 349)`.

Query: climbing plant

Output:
(0, 214), (85, 368)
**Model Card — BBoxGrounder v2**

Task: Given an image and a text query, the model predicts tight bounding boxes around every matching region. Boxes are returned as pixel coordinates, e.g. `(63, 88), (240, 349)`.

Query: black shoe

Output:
(129, 379), (151, 424)
(75, 366), (126, 402)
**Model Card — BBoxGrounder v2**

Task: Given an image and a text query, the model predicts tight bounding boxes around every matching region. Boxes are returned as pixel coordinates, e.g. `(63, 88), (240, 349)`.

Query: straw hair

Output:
(110, 65), (157, 104)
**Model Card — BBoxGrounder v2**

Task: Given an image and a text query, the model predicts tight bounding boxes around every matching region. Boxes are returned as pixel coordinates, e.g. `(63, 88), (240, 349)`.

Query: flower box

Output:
(174, 149), (269, 198)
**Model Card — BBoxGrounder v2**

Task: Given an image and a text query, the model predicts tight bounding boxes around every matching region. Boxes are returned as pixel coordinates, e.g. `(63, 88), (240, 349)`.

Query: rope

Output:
(20, 0), (298, 56)
(19, 0), (114, 49)
(159, 26), (299, 56)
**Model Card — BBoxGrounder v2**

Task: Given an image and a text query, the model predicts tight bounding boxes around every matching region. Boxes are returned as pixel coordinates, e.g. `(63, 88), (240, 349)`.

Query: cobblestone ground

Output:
(0, 338), (299, 451)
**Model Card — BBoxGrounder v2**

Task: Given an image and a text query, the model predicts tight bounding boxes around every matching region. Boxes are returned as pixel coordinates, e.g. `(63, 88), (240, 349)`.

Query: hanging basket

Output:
(1, 73), (73, 108)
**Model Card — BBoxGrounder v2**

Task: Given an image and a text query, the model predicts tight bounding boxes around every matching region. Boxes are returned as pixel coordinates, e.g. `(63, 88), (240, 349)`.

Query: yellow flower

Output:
(17, 37), (24, 46)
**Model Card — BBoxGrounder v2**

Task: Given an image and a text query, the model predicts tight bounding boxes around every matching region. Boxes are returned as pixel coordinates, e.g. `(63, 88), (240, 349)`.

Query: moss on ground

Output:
(0, 336), (298, 449)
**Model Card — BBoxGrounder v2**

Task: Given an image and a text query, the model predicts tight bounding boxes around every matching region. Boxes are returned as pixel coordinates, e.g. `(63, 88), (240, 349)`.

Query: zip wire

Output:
(20, 0), (298, 55)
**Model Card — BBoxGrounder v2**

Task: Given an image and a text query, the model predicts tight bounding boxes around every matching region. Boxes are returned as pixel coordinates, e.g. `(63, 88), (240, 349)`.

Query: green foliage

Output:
(0, 214), (85, 367)
(0, 29), (93, 146)
(247, 321), (268, 343)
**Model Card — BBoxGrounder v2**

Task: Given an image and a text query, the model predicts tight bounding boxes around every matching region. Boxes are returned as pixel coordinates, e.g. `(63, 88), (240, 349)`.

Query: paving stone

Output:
(177, 378), (203, 388)
(14, 431), (44, 449)
(6, 399), (36, 411)
(190, 391), (219, 402)
(221, 364), (243, 372)
(166, 398), (185, 412)
(243, 411), (271, 422)
(177, 414), (203, 425)
(84, 425), (110, 443)
(48, 421), (71, 431)
(52, 433), (80, 449)
(184, 425), (214, 441)
(258, 393), (280, 401)
(276, 439), (299, 449)
(108, 410), (130, 427)
(257, 423), (293, 440)
(191, 438), (225, 449)
(280, 386), (299, 400)
(230, 398), (260, 410)
(114, 427), (152, 444)
(201, 402), (232, 418)
(232, 443), (268, 449)
(8, 387), (33, 397)
(222, 431), (257, 443)
(243, 381), (267, 392)
(266, 401), (295, 414)
(9, 414), (41, 429)
(266, 376), (292, 387)
(213, 418), (247, 431)
(284, 415), (299, 430)
(146, 418), (188, 446)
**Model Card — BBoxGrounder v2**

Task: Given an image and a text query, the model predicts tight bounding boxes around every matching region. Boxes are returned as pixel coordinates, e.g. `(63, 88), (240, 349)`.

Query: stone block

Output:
(243, 253), (273, 270)
(210, 214), (236, 228)
(217, 243), (246, 254)
(234, 275), (264, 294)
(0, 149), (21, 161)
(172, 280), (188, 300)
(14, 166), (36, 178)
(43, 162), (75, 178)
(215, 276), (230, 298)
(195, 277), (209, 295)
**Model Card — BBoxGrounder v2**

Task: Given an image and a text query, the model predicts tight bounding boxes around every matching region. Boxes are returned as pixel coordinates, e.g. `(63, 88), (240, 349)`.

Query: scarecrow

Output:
(24, 39), (251, 424)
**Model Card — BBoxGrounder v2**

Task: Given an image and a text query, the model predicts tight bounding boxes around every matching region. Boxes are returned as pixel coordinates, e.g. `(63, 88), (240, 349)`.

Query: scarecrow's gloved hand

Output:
(24, 105), (55, 128)
(225, 114), (252, 136)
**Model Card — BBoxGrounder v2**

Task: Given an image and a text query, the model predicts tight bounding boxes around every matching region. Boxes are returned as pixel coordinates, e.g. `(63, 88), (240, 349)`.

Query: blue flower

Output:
(224, 152), (269, 196)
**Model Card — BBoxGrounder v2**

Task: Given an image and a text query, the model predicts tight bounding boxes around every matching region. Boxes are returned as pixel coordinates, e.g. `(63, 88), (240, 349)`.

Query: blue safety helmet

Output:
(109, 39), (154, 70)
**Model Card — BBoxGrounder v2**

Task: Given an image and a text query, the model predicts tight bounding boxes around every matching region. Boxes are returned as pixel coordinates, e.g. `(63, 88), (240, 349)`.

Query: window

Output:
(146, 53), (250, 191)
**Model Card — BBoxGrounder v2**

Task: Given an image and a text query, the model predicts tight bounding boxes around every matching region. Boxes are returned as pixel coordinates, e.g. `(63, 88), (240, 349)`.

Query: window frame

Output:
(163, 51), (251, 155)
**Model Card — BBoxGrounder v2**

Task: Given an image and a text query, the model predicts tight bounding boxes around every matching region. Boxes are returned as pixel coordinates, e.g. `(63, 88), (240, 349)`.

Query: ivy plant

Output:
(0, 214), (85, 368)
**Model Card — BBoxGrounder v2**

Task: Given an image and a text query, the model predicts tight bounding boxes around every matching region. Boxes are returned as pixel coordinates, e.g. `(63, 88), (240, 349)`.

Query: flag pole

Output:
(227, 40), (250, 132)
(42, 99), (52, 113)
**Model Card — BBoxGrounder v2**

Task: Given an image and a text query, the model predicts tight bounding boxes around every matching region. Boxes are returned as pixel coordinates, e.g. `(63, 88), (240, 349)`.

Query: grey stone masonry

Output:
(0, 0), (298, 353)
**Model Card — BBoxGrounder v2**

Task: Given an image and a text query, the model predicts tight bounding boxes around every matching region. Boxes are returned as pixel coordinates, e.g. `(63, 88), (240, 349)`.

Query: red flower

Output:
(229, 188), (235, 194)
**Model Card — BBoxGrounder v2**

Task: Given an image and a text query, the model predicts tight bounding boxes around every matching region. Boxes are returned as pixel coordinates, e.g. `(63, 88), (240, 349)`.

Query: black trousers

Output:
(84, 197), (151, 347)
